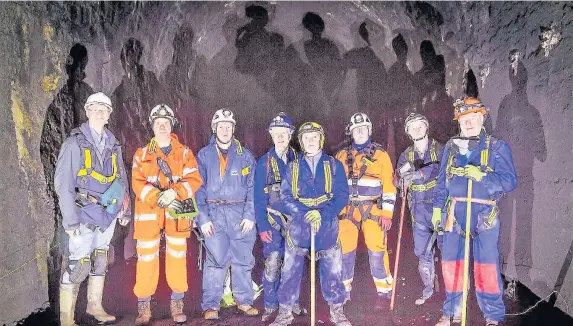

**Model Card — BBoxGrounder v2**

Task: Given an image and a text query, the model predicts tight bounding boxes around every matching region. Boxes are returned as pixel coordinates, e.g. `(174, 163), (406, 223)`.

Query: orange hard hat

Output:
(453, 97), (488, 120)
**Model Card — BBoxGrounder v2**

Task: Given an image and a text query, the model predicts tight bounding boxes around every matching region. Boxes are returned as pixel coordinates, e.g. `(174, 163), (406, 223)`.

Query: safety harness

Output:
(444, 135), (498, 238)
(74, 130), (121, 229)
(341, 142), (385, 229)
(406, 139), (439, 192)
(264, 149), (296, 247)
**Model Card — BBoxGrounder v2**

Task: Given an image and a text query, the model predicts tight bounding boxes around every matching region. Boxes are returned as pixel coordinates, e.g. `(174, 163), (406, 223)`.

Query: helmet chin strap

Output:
(216, 134), (233, 146)
(411, 133), (428, 142)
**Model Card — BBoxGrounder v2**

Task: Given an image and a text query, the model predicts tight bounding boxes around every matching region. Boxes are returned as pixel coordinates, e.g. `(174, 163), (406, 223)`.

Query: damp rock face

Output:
(0, 1), (572, 323)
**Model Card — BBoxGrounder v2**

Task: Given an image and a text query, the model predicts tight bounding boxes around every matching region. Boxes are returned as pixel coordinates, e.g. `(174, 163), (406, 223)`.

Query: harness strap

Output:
(445, 196), (496, 232)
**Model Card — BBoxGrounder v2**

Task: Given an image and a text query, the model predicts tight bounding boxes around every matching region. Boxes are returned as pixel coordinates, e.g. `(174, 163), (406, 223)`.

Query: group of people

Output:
(54, 89), (517, 326)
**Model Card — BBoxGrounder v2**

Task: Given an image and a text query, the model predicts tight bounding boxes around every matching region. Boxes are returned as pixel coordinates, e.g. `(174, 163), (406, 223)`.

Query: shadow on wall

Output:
(496, 53), (547, 288)
(39, 43), (94, 313)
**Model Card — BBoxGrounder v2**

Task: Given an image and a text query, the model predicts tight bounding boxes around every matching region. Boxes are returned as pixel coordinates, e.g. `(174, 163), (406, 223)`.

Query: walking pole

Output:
(310, 229), (316, 326)
(390, 183), (408, 311)
(461, 179), (473, 326)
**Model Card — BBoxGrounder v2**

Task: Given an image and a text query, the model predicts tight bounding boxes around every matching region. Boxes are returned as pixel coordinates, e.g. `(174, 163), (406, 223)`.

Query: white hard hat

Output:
(346, 112), (372, 135)
(211, 108), (236, 131)
(84, 92), (112, 112)
(149, 104), (177, 126)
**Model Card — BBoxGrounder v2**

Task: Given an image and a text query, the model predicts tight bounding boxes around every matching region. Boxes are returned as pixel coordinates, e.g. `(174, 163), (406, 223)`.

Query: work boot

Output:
(262, 307), (276, 321)
(237, 304), (259, 316)
(59, 283), (79, 326)
(86, 276), (116, 323)
(204, 309), (219, 320)
(292, 303), (307, 315)
(486, 320), (499, 326)
(135, 301), (151, 325)
(435, 315), (462, 326)
(269, 305), (294, 326)
(329, 303), (352, 326)
(170, 299), (187, 323)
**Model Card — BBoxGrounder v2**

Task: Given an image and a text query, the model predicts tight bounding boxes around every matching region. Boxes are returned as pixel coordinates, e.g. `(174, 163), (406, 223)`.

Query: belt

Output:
(445, 197), (496, 232)
(206, 199), (246, 205)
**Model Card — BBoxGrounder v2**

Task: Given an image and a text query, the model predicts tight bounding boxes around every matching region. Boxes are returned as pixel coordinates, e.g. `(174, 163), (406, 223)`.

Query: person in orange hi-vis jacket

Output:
(336, 113), (397, 306)
(131, 104), (202, 325)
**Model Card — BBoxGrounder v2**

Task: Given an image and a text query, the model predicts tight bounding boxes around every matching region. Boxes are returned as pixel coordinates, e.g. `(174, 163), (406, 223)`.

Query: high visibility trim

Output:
(135, 213), (157, 221)
(347, 178), (382, 187)
(138, 251), (159, 262)
(182, 182), (193, 197)
(137, 239), (160, 248)
(324, 160), (332, 193)
(373, 275), (393, 285)
(165, 235), (187, 245)
(183, 148), (189, 159)
(146, 176), (158, 183)
(292, 161), (300, 199)
(141, 147), (148, 161)
(183, 167), (198, 176)
(410, 178), (437, 192)
(140, 185), (154, 200)
(166, 247), (187, 258)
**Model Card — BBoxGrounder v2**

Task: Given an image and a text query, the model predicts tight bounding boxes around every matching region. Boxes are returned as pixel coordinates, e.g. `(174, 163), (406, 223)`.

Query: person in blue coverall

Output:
(396, 113), (444, 305)
(432, 97), (517, 326)
(196, 108), (260, 320)
(254, 112), (306, 321)
(270, 122), (352, 326)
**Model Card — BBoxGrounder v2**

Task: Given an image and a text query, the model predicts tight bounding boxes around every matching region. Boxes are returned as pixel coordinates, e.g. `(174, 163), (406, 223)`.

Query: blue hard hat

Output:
(269, 112), (295, 132)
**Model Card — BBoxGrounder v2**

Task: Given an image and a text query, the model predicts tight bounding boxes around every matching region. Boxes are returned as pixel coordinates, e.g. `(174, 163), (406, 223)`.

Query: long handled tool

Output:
(461, 179), (473, 326)
(310, 230), (316, 326)
(390, 183), (408, 311)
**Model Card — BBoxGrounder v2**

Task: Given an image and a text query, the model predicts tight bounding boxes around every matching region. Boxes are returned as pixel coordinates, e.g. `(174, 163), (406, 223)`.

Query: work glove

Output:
(157, 189), (177, 208)
(259, 230), (273, 243)
(402, 170), (423, 184)
(240, 219), (255, 234)
(167, 200), (183, 212)
(304, 210), (322, 233)
(379, 216), (392, 231)
(201, 221), (215, 237)
(431, 208), (442, 231)
(465, 165), (486, 182)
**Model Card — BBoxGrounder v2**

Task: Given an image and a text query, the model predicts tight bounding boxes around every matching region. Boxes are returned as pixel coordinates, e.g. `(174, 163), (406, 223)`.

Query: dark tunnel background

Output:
(0, 1), (572, 325)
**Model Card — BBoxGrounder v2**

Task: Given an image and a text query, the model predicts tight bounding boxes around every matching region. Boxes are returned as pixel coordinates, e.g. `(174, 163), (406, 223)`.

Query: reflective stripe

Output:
(410, 179), (437, 192)
(137, 239), (160, 248)
(182, 182), (193, 197)
(166, 247), (187, 258)
(141, 147), (148, 161)
(135, 213), (157, 221)
(140, 185), (154, 200)
(146, 176), (158, 183)
(138, 251), (159, 262)
(382, 193), (396, 202)
(165, 211), (175, 219)
(348, 178), (382, 187)
(183, 148), (189, 159)
(172, 176), (181, 182)
(373, 275), (393, 284)
(165, 235), (187, 245)
(183, 167), (198, 176)
(382, 203), (395, 211)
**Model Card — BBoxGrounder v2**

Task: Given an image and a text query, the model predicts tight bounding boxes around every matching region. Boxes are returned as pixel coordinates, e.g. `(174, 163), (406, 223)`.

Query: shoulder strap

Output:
(344, 146), (354, 180)
(291, 160), (300, 199)
(479, 135), (494, 172)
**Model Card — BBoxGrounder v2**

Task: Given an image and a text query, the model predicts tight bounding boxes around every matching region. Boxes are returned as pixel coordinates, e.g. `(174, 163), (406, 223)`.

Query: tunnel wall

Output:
(0, 1), (571, 323)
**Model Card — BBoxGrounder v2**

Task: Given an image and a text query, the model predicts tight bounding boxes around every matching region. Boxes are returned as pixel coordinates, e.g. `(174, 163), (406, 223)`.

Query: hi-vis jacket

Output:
(132, 133), (202, 239)
(433, 131), (517, 234)
(335, 142), (396, 219)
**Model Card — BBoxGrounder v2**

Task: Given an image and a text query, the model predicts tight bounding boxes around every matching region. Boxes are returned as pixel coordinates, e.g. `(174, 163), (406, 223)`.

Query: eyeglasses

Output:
(88, 108), (111, 115)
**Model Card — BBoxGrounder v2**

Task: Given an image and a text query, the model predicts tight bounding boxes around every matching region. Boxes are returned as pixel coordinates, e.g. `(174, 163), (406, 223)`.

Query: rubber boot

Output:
(135, 301), (152, 325)
(59, 283), (79, 326)
(329, 303), (352, 326)
(170, 299), (187, 323)
(86, 276), (116, 323)
(269, 305), (294, 326)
